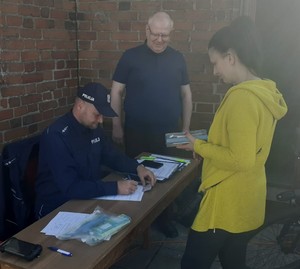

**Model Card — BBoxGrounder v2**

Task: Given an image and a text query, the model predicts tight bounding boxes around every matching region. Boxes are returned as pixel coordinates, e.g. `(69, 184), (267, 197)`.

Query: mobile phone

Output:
(141, 160), (163, 169)
(0, 237), (42, 261)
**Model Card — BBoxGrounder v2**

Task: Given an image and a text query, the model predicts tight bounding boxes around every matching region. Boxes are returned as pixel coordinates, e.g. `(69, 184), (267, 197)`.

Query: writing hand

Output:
(117, 180), (138, 195)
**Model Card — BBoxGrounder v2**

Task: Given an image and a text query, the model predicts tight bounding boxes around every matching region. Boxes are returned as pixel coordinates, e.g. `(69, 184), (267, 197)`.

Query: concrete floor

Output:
(109, 197), (296, 269)
(109, 221), (222, 269)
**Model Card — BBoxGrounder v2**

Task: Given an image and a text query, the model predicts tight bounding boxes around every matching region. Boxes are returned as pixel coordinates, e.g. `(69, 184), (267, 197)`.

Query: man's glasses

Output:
(147, 25), (171, 40)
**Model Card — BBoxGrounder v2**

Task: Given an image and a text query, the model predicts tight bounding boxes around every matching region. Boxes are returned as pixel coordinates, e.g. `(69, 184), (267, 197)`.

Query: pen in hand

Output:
(48, 246), (72, 257)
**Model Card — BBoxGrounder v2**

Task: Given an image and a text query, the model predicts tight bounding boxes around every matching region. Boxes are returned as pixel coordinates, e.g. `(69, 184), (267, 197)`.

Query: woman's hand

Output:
(176, 132), (203, 161)
(176, 132), (196, 152)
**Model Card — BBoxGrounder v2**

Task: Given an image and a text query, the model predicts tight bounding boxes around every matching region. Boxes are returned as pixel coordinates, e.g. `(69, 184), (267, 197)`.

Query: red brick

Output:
(90, 2), (117, 11)
(14, 106), (29, 117)
(53, 89), (63, 99)
(25, 84), (38, 94)
(23, 39), (36, 49)
(40, 51), (52, 60)
(110, 11), (138, 22)
(42, 110), (55, 120)
(43, 29), (70, 39)
(21, 94), (42, 105)
(1, 51), (20, 61)
(18, 5), (41, 17)
(23, 113), (43, 125)
(4, 127), (29, 142)
(36, 81), (57, 93)
(28, 103), (39, 113)
(39, 100), (57, 111)
(1, 3), (18, 13)
(56, 60), (66, 69)
(20, 28), (42, 39)
(111, 32), (139, 41)
(35, 18), (55, 29)
(36, 40), (56, 49)
(1, 86), (26, 97)
(92, 40), (117, 50)
(131, 2), (161, 11)
(58, 98), (67, 106)
(77, 31), (97, 41)
(8, 97), (21, 108)
(56, 41), (76, 50)
(2, 40), (24, 50)
(0, 109), (13, 121)
(196, 103), (214, 113)
(163, 1), (194, 10)
(118, 41), (138, 51)
(24, 62), (35, 72)
(50, 10), (68, 19)
(54, 70), (70, 80)
(8, 63), (25, 73)
(0, 99), (8, 109)
(0, 121), (10, 131)
(0, 27), (20, 38)
(22, 73), (44, 84)
(78, 21), (91, 31)
(6, 15), (23, 26)
(36, 61), (55, 71)
(66, 60), (77, 69)
(35, 0), (55, 8)
(43, 71), (54, 81)
(51, 51), (70, 59)
(6, 75), (23, 85)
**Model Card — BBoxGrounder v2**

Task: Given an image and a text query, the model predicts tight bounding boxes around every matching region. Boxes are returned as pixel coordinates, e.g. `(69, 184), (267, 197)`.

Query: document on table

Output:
(41, 211), (131, 244)
(41, 211), (91, 236)
(138, 154), (191, 181)
(145, 162), (180, 181)
(95, 185), (144, 201)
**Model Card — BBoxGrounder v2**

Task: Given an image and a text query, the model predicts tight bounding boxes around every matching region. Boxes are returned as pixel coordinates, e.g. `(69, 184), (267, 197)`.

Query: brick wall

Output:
(0, 0), (78, 148)
(0, 0), (243, 149)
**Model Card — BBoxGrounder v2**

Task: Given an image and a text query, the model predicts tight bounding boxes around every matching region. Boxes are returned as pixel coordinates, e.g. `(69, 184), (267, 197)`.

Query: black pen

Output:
(48, 246), (72, 257)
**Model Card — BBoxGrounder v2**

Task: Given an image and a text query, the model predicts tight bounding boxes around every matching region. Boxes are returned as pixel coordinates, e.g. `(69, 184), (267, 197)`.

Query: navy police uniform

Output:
(35, 112), (139, 218)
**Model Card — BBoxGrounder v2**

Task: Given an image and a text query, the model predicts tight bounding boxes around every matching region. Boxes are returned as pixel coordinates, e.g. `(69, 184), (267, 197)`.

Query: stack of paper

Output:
(41, 211), (131, 246)
(139, 154), (191, 181)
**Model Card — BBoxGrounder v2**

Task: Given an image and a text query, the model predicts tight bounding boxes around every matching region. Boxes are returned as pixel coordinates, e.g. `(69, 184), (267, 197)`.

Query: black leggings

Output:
(181, 228), (254, 269)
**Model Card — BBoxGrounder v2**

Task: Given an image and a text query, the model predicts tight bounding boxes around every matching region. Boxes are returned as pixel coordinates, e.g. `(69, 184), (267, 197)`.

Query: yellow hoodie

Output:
(192, 80), (287, 233)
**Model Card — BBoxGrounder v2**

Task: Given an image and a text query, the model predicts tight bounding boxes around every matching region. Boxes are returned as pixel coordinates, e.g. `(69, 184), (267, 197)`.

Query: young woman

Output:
(178, 16), (288, 269)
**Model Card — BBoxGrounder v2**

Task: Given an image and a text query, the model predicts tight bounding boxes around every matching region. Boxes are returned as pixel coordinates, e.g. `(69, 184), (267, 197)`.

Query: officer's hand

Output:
(117, 180), (138, 195)
(137, 165), (156, 186)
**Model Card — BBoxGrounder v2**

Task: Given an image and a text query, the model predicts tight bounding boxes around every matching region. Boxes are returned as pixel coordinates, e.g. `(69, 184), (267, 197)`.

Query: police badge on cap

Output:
(77, 82), (118, 117)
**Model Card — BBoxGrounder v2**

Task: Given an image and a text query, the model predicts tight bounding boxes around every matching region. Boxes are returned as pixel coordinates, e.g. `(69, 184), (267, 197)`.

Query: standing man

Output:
(111, 12), (192, 237)
(35, 82), (156, 219)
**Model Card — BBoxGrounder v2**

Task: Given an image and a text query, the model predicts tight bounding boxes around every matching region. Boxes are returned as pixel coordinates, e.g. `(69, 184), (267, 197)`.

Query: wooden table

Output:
(0, 158), (200, 269)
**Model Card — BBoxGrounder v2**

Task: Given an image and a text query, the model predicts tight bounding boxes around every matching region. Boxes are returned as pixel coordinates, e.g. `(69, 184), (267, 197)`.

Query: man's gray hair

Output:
(148, 11), (174, 30)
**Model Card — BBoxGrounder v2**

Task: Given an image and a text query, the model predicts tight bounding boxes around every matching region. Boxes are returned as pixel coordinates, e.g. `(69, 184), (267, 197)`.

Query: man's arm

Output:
(111, 80), (126, 144)
(181, 84), (193, 131)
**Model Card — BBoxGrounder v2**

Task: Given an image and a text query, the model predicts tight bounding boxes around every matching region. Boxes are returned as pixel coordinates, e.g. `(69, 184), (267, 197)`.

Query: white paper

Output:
(95, 185), (144, 201)
(41, 211), (91, 236)
(146, 162), (180, 181)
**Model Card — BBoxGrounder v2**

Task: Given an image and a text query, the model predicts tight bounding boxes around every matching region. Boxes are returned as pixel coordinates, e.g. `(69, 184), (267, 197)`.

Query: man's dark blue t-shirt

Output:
(113, 43), (189, 133)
